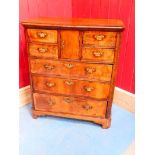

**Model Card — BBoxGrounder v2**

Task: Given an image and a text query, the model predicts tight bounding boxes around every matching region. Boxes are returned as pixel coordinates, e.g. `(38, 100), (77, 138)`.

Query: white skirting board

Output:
(123, 141), (135, 155)
(19, 85), (32, 107)
(113, 87), (135, 113)
(19, 85), (135, 112)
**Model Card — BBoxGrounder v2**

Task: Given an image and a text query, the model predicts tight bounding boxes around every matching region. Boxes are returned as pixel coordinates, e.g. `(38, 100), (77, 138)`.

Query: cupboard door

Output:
(60, 30), (80, 59)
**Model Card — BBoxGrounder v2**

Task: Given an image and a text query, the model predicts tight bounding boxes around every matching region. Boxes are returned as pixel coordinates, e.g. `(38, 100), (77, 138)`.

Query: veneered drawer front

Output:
(27, 29), (57, 43)
(33, 93), (107, 117)
(83, 31), (117, 47)
(30, 59), (113, 81)
(32, 76), (110, 99)
(82, 48), (114, 62)
(29, 43), (58, 58)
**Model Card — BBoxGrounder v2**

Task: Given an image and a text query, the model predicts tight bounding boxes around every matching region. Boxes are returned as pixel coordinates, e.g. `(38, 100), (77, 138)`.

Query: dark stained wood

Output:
(22, 17), (124, 128)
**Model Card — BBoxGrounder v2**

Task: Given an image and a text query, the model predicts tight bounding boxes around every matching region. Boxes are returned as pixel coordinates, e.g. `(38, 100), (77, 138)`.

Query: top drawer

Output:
(83, 31), (117, 48)
(27, 29), (57, 43)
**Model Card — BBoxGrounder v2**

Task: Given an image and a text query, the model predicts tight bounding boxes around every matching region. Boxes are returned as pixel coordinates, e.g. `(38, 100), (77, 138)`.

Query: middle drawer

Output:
(32, 76), (110, 99)
(30, 59), (113, 81)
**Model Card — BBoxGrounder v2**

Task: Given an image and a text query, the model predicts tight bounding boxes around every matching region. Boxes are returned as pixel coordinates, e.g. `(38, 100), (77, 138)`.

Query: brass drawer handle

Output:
(48, 100), (56, 106)
(93, 51), (103, 57)
(65, 80), (74, 86)
(85, 67), (96, 74)
(46, 82), (55, 87)
(61, 40), (65, 49)
(64, 97), (73, 103)
(37, 32), (47, 38)
(94, 35), (105, 41)
(38, 47), (48, 53)
(82, 104), (93, 110)
(84, 86), (94, 92)
(44, 64), (55, 70)
(64, 63), (74, 69)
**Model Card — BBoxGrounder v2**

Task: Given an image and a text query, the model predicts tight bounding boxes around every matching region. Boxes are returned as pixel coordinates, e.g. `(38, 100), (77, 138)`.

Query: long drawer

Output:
(33, 93), (107, 117)
(32, 76), (110, 99)
(30, 59), (113, 81)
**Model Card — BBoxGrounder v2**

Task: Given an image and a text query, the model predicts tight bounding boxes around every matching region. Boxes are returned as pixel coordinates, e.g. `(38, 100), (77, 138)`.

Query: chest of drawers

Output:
(22, 18), (124, 128)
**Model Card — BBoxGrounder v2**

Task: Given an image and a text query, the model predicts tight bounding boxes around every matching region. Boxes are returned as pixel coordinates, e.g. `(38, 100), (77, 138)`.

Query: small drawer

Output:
(33, 93), (107, 117)
(29, 43), (58, 58)
(30, 59), (113, 81)
(32, 76), (110, 99)
(27, 29), (57, 43)
(83, 31), (117, 47)
(82, 48), (114, 62)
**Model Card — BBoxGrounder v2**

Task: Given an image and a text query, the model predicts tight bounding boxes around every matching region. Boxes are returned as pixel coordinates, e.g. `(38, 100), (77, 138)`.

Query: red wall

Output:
(19, 0), (135, 93)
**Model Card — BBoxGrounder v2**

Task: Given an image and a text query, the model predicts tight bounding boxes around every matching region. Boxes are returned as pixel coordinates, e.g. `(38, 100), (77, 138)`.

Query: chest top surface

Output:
(22, 17), (124, 31)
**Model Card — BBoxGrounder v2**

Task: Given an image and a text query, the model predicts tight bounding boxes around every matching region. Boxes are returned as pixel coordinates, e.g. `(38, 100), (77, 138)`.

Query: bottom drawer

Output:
(33, 93), (107, 118)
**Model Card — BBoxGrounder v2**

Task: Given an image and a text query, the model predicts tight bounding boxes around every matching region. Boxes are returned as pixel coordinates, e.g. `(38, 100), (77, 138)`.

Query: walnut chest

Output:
(22, 18), (124, 128)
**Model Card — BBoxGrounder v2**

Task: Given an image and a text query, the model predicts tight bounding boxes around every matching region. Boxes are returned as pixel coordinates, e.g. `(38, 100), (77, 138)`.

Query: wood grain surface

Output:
(32, 75), (110, 99)
(29, 43), (58, 58)
(82, 47), (114, 62)
(60, 30), (80, 59)
(30, 59), (113, 81)
(22, 17), (124, 128)
(33, 93), (107, 117)
(27, 29), (58, 43)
